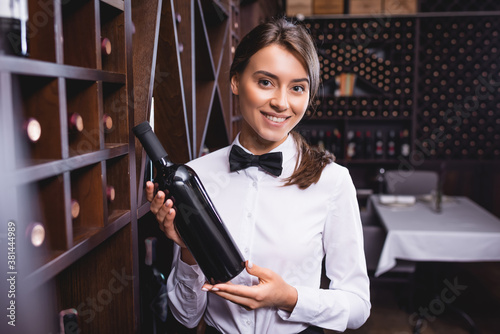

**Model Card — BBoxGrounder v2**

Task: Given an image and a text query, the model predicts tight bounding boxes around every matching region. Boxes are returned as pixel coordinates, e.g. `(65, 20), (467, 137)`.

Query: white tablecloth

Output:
(371, 195), (500, 277)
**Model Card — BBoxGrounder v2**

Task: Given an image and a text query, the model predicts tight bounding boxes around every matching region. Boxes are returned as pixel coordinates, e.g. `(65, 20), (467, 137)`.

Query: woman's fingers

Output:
(145, 182), (185, 248)
(150, 191), (165, 214)
(145, 181), (155, 202)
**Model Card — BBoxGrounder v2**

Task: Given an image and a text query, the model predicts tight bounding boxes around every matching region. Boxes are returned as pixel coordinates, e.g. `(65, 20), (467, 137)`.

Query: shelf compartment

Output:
(17, 175), (69, 273)
(66, 79), (100, 156)
(103, 82), (128, 145)
(70, 163), (105, 245)
(62, 0), (97, 68)
(13, 75), (62, 168)
(100, 1), (125, 73)
(27, 0), (57, 62)
(105, 155), (130, 224)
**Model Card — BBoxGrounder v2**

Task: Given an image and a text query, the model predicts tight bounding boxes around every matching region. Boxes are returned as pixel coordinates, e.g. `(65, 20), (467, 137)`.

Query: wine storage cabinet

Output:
(301, 9), (500, 168)
(0, 0), (135, 333)
(1, 0), (253, 332)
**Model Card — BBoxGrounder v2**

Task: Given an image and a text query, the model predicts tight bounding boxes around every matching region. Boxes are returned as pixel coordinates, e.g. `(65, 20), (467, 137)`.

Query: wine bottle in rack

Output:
(346, 130), (356, 160)
(400, 129), (410, 157)
(25, 222), (45, 247)
(70, 199), (80, 219)
(355, 131), (364, 159)
(310, 129), (319, 148)
(0, 0), (28, 56)
(102, 113), (113, 132)
(386, 130), (397, 159)
(106, 185), (115, 202)
(101, 37), (112, 56)
(317, 130), (325, 152)
(23, 117), (42, 143)
(68, 112), (84, 132)
(364, 130), (374, 159)
(133, 121), (245, 284)
(375, 130), (384, 159)
(332, 128), (342, 159)
(59, 308), (79, 334)
(325, 131), (332, 154)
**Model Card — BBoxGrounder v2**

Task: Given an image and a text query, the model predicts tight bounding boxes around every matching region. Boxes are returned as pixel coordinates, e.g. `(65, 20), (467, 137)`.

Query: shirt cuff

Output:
(277, 286), (319, 322)
(176, 257), (205, 286)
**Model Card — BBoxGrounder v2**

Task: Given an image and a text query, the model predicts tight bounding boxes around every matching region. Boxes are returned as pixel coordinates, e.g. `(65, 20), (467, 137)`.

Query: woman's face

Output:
(231, 44), (310, 154)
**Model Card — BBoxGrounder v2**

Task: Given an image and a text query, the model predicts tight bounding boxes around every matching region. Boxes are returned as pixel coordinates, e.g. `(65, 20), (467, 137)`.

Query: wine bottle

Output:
(25, 222), (45, 247)
(375, 130), (384, 159)
(332, 128), (342, 159)
(70, 199), (80, 219)
(355, 130), (364, 159)
(102, 114), (113, 132)
(68, 112), (84, 132)
(133, 121), (245, 283)
(0, 0), (28, 56)
(23, 117), (42, 143)
(317, 130), (325, 152)
(400, 129), (410, 157)
(346, 130), (356, 160)
(364, 130), (373, 159)
(106, 185), (115, 202)
(101, 37), (112, 56)
(387, 130), (397, 158)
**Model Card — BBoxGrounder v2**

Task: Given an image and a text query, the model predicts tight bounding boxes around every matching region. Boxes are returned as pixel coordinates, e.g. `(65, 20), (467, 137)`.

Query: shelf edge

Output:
(0, 56), (126, 83)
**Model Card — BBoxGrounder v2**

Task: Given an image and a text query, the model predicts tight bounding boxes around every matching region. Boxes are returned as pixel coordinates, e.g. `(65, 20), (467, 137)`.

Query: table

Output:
(371, 195), (500, 277)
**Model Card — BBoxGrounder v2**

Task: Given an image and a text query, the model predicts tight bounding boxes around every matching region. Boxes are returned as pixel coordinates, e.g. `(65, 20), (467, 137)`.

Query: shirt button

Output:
(247, 212), (252, 218)
(246, 320), (252, 326)
(252, 181), (257, 188)
(244, 248), (249, 253)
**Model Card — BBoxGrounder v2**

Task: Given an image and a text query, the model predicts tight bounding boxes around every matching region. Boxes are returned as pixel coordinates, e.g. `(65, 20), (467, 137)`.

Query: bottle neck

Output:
(155, 156), (174, 169)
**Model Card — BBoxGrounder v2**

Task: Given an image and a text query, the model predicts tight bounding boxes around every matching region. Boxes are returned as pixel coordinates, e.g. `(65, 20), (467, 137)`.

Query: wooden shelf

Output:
(0, 56), (126, 82)
(0, 0), (137, 332)
(12, 144), (128, 186)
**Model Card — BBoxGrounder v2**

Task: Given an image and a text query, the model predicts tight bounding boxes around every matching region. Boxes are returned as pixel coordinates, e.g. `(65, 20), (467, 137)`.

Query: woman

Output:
(147, 18), (370, 333)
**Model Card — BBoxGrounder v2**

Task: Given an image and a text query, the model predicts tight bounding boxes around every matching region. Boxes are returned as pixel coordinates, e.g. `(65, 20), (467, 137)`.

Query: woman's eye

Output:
(292, 86), (305, 93)
(259, 79), (272, 87)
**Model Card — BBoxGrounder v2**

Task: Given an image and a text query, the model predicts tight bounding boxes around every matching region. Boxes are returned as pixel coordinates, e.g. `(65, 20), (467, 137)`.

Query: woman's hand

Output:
(202, 261), (298, 312)
(146, 181), (185, 246)
(146, 181), (196, 264)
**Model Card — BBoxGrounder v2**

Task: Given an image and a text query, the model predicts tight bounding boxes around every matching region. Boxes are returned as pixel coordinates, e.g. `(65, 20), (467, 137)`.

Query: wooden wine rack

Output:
(0, 0), (136, 332)
(0, 0), (257, 332)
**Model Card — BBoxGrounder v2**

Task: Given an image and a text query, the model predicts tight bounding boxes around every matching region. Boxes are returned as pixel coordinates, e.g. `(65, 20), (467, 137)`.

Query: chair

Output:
(384, 170), (439, 195)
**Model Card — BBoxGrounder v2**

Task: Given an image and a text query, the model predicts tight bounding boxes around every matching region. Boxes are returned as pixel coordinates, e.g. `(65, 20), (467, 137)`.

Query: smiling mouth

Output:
(262, 112), (290, 123)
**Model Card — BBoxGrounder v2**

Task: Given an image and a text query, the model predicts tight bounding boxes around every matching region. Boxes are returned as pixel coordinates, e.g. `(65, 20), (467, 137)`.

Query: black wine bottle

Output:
(133, 121), (245, 284)
(0, 0), (29, 56)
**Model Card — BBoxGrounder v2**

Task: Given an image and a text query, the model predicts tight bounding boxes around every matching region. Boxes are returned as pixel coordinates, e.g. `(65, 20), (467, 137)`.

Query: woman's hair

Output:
(230, 17), (334, 189)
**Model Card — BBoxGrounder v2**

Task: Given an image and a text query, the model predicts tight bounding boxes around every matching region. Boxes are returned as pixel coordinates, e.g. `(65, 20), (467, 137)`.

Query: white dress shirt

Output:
(166, 134), (371, 333)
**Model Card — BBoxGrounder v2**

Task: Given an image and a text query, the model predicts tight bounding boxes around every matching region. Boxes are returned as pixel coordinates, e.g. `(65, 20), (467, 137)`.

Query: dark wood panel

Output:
(173, 0), (194, 146)
(154, 0), (191, 163)
(62, 0), (97, 68)
(27, 0), (57, 62)
(56, 225), (135, 333)
(131, 0), (162, 198)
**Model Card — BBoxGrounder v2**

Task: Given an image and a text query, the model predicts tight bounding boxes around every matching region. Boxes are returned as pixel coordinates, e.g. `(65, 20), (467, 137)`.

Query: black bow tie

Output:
(229, 145), (283, 177)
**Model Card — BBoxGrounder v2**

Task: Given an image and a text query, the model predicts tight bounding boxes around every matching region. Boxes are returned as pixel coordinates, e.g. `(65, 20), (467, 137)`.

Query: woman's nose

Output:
(270, 89), (289, 112)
